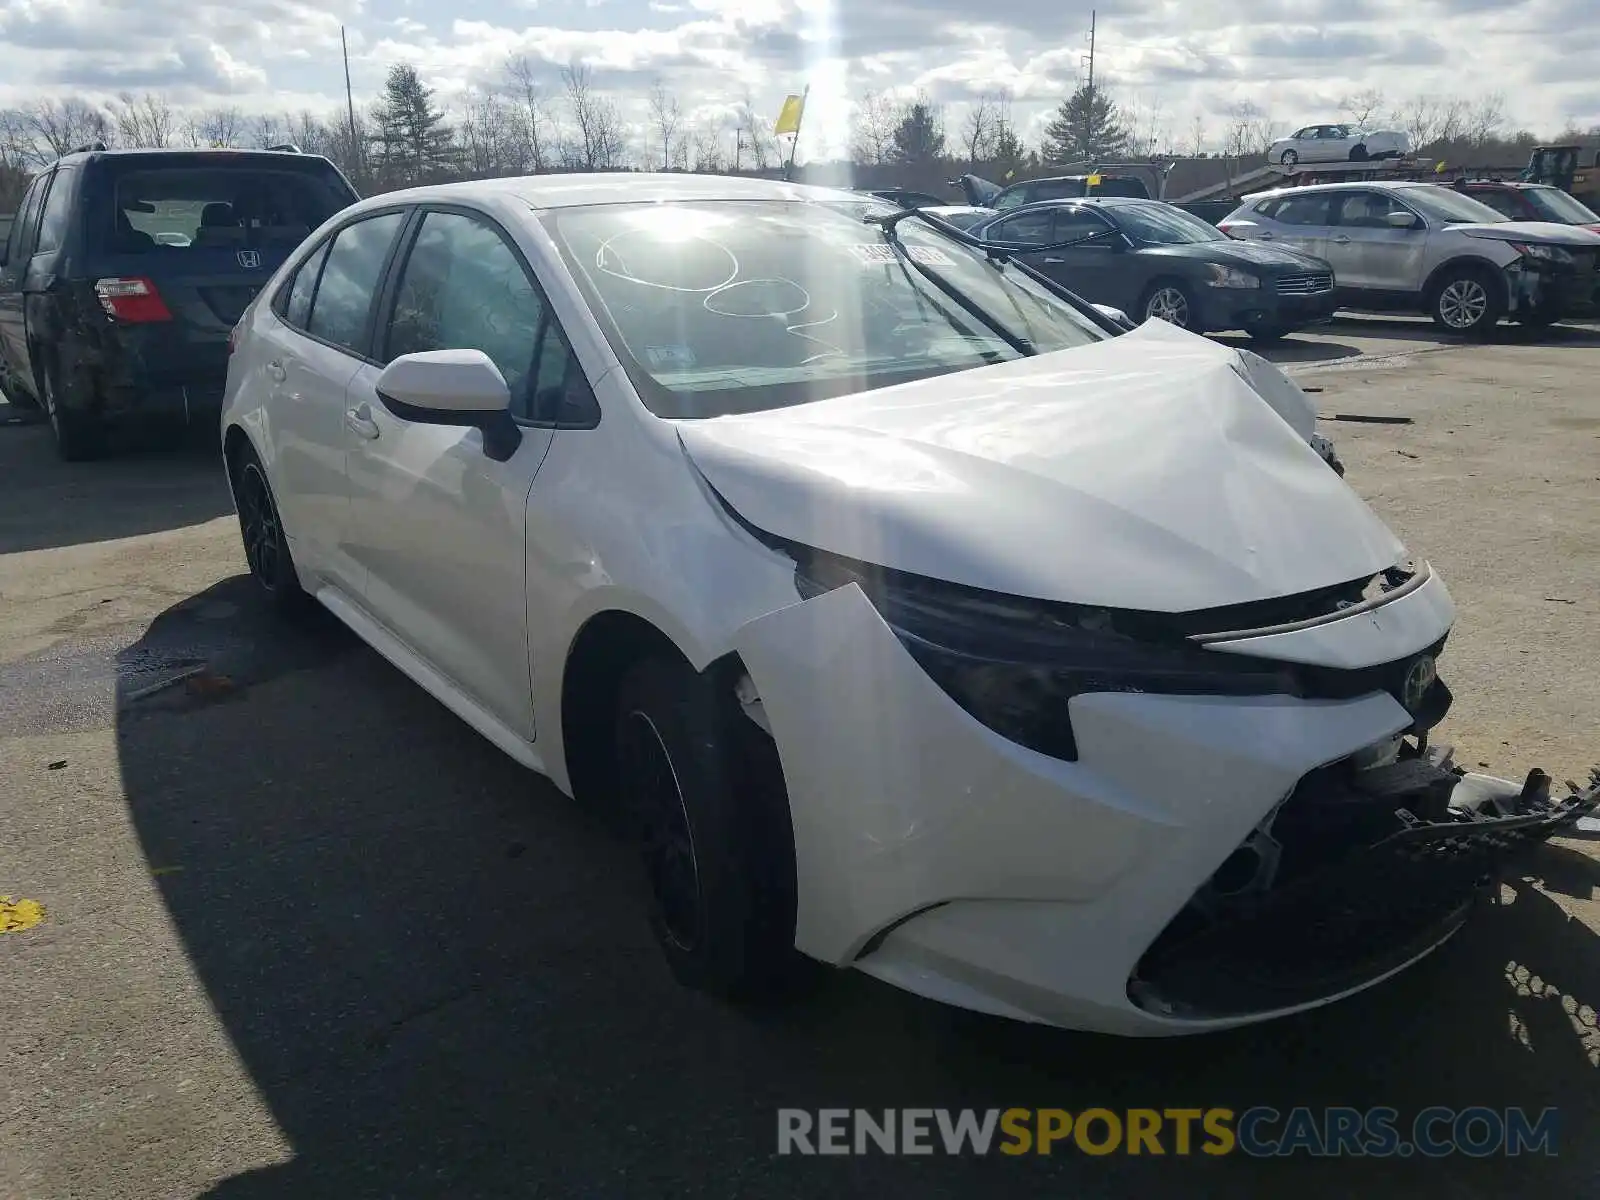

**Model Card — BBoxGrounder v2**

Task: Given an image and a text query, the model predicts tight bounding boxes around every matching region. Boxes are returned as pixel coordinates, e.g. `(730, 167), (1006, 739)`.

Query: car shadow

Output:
(117, 578), (1600, 1198)
(1209, 332), (1363, 365)
(0, 402), (234, 554)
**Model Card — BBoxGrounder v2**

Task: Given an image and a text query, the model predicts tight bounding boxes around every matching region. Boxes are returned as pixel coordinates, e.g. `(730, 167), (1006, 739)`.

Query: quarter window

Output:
(304, 211), (405, 354)
(989, 210), (1055, 245)
(282, 240), (331, 329)
(34, 169), (74, 255)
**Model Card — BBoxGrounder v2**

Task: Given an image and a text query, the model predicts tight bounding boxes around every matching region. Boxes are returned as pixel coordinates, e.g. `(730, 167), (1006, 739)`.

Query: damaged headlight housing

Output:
(794, 551), (1299, 761)
(1510, 242), (1574, 265)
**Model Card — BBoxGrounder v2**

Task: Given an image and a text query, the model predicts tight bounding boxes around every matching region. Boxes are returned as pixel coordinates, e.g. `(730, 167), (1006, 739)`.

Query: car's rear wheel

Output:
(1143, 281), (1196, 330)
(615, 657), (797, 999)
(231, 445), (310, 612)
(1279, 149), (1298, 166)
(1429, 265), (1504, 336)
(1350, 144), (1369, 162)
(41, 362), (107, 462)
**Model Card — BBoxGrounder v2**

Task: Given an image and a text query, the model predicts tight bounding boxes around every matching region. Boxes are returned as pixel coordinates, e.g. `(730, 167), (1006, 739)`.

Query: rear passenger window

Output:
(988, 210), (1055, 245)
(305, 212), (405, 354)
(1266, 194), (1332, 226)
(34, 169), (74, 255)
(282, 240), (331, 329)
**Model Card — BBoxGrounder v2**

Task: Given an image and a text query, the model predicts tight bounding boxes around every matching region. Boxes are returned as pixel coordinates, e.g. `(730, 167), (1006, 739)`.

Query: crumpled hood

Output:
(1454, 221), (1600, 247)
(679, 320), (1404, 612)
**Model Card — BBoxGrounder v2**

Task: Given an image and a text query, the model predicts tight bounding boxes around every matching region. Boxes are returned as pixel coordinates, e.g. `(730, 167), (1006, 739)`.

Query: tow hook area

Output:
(1130, 738), (1600, 1020)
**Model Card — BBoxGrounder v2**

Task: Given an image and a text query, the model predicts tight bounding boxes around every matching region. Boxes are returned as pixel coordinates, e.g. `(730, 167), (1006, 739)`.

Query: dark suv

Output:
(1451, 180), (1600, 233)
(0, 146), (358, 459)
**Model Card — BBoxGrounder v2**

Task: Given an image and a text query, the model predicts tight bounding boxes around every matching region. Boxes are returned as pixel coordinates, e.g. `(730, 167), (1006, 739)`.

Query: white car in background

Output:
(1268, 124), (1411, 166)
(219, 173), (1596, 1036)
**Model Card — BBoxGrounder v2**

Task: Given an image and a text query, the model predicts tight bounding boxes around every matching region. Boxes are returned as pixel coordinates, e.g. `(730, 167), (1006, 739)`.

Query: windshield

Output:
(1398, 186), (1508, 225)
(1524, 186), (1600, 224)
(1110, 203), (1226, 244)
(543, 200), (1104, 420)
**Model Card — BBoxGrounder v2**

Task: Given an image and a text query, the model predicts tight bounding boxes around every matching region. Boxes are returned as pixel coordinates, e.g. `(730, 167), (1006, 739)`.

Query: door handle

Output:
(1258, 232), (1274, 240)
(1332, 235), (1352, 244)
(265, 359), (286, 382)
(1041, 256), (1065, 264)
(345, 404), (380, 441)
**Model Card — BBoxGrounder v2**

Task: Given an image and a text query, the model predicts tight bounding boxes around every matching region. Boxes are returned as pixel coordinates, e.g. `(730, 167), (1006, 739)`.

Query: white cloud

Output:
(0, 0), (1595, 162)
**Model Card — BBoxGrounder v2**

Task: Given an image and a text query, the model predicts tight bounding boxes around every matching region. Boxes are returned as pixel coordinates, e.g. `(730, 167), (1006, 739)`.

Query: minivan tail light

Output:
(94, 277), (172, 323)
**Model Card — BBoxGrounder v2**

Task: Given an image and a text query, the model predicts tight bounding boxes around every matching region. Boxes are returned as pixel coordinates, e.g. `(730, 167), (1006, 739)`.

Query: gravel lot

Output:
(2, 316), (1597, 1199)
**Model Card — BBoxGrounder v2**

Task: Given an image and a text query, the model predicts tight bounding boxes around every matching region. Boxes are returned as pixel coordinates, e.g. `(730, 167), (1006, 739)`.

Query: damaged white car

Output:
(221, 175), (1597, 1035)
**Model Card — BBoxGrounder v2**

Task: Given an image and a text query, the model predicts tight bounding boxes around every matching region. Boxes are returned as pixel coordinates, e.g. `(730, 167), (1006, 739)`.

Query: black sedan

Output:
(969, 198), (1338, 340)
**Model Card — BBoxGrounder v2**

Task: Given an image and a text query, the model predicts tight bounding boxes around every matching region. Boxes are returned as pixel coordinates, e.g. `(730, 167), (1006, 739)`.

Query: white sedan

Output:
(1268, 124), (1411, 166)
(220, 174), (1595, 1035)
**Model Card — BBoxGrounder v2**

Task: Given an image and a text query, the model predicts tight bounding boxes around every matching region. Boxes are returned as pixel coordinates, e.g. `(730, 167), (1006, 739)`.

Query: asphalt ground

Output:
(2, 314), (1598, 1199)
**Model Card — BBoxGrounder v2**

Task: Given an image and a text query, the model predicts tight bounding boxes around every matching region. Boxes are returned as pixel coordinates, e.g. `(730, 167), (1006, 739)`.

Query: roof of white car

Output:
(349, 172), (862, 212)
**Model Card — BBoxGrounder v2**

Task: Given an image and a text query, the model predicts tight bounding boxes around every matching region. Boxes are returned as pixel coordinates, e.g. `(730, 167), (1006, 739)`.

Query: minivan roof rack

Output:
(265, 143), (302, 154)
(70, 141), (108, 154)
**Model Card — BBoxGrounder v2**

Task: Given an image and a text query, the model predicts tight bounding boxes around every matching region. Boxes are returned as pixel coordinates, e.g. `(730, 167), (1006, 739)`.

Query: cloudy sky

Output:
(1, 0), (1595, 159)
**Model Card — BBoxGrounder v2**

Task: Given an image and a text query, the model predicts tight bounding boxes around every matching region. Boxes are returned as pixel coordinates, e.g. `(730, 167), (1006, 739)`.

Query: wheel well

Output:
(560, 611), (698, 806)
(1423, 257), (1508, 304)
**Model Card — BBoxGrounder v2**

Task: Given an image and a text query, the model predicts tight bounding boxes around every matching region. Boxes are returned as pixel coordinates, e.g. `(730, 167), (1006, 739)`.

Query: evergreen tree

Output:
(890, 99), (946, 165)
(1041, 84), (1130, 163)
(370, 64), (458, 187)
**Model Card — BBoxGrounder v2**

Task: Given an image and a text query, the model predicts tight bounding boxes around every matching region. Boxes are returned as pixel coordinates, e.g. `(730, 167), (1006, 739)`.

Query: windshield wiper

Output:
(861, 208), (1130, 337)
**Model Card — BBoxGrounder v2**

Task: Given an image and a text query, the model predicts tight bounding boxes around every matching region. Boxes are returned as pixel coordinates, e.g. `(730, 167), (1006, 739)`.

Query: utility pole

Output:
(1083, 9), (1096, 162)
(341, 25), (361, 189)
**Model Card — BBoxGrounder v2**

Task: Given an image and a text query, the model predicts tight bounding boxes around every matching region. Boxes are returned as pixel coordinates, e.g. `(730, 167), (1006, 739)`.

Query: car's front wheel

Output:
(1429, 265), (1504, 336)
(231, 444), (310, 612)
(615, 657), (797, 998)
(1142, 280), (1197, 330)
(1244, 322), (1291, 343)
(1279, 149), (1298, 166)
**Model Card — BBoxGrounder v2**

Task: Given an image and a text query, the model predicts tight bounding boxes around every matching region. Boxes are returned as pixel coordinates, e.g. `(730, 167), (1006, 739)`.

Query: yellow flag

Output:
(1086, 172), (1103, 187)
(1434, 161), (1447, 173)
(774, 94), (805, 137)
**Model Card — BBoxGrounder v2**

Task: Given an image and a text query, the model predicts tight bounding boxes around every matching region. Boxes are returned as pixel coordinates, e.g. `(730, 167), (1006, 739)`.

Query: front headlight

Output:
(1205, 264), (1261, 289)
(794, 551), (1300, 761)
(1510, 242), (1575, 265)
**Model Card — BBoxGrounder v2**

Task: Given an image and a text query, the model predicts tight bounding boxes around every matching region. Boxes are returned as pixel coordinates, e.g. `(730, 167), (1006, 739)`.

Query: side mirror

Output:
(1386, 210), (1418, 229)
(375, 349), (522, 461)
(1091, 304), (1135, 331)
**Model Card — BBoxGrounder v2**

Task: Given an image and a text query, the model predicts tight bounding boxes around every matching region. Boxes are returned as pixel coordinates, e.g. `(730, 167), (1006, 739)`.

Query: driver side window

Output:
(990, 209), (1055, 246)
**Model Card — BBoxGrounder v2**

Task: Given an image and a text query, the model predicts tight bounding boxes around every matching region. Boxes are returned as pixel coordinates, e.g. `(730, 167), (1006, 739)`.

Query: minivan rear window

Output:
(104, 167), (348, 255)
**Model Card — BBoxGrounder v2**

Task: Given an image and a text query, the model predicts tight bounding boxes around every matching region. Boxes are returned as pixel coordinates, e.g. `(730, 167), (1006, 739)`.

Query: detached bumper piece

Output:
(1130, 747), (1600, 1020)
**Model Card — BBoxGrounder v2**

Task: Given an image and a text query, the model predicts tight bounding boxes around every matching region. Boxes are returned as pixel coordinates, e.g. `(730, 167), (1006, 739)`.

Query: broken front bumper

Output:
(732, 573), (1595, 1035)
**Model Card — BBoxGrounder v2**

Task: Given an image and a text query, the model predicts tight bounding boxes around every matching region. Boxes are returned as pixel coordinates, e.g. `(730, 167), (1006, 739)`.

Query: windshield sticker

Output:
(645, 344), (697, 369)
(844, 244), (956, 267)
(844, 244), (898, 266)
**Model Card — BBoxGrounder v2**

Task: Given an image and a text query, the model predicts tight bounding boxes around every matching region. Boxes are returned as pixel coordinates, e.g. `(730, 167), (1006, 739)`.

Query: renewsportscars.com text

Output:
(776, 1106), (1559, 1158)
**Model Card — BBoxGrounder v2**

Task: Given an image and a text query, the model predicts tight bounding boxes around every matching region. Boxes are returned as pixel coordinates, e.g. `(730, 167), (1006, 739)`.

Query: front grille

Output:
(1276, 272), (1334, 295)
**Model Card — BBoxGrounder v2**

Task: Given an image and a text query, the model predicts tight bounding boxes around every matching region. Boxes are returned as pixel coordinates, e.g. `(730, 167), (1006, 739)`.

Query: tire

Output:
(230, 444), (310, 613)
(1350, 144), (1369, 162)
(1428, 265), (1505, 337)
(1142, 280), (1198, 330)
(615, 656), (798, 999)
(1279, 149), (1298, 166)
(1245, 323), (1291, 343)
(1, 364), (40, 411)
(41, 361), (107, 461)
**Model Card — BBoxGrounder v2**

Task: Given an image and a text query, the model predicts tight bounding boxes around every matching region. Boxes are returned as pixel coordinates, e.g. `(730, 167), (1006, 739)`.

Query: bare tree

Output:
(20, 98), (111, 160)
(690, 120), (727, 172)
(560, 61), (626, 171)
(109, 92), (175, 148)
(183, 106), (244, 147)
(734, 89), (772, 170)
(646, 80), (683, 171)
(850, 90), (899, 166)
(1465, 93), (1506, 146)
(1392, 95), (1454, 150)
(1187, 112), (1207, 157)
(249, 112), (283, 149)
(505, 54), (554, 173)
(1339, 87), (1386, 128)
(961, 93), (999, 165)
(1434, 97), (1470, 145)
(458, 90), (518, 177)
